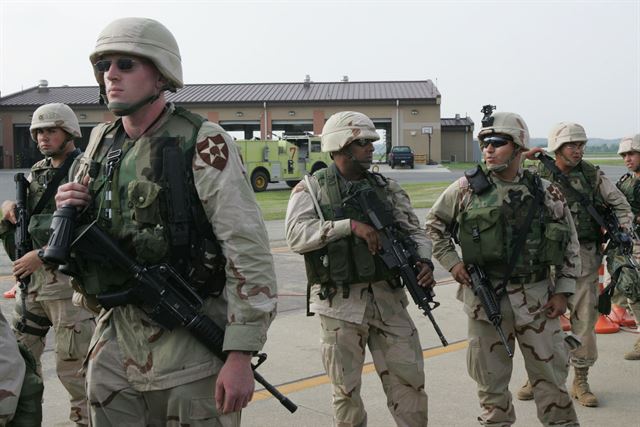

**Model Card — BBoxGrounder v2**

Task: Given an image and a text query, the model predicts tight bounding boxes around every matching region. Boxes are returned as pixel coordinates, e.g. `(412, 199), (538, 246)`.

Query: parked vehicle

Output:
(388, 146), (414, 169)
(235, 134), (330, 192)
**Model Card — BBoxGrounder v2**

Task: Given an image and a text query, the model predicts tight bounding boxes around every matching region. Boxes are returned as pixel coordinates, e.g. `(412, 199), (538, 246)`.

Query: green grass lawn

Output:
(255, 181), (451, 221)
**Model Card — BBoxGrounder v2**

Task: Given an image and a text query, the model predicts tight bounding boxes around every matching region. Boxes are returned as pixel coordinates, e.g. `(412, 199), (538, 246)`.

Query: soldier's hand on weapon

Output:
(351, 220), (381, 254)
(523, 146), (545, 161)
(12, 249), (42, 279)
(55, 176), (91, 209)
(1, 200), (16, 224)
(415, 261), (436, 288)
(542, 293), (568, 319)
(450, 262), (471, 286)
(215, 351), (255, 414)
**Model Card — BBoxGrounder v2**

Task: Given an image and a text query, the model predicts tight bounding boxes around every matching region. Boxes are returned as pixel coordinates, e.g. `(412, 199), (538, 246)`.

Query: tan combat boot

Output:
(624, 337), (640, 360)
(571, 367), (598, 407)
(516, 380), (534, 401)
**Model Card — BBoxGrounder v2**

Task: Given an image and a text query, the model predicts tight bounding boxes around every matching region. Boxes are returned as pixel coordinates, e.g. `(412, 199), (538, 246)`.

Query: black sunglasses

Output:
(93, 58), (139, 73)
(352, 139), (375, 147)
(480, 135), (513, 149)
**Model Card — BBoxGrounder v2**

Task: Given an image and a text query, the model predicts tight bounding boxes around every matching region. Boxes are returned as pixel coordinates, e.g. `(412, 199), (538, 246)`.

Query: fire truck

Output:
(235, 134), (331, 192)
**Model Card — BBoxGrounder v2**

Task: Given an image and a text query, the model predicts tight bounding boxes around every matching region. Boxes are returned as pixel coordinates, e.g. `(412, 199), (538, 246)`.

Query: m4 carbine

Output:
(466, 264), (514, 358)
(349, 188), (448, 347)
(65, 223), (297, 413)
(14, 173), (32, 327)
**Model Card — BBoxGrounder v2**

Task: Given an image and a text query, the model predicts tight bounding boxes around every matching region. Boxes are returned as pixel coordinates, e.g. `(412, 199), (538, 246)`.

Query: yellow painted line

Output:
(252, 339), (468, 402)
(0, 275), (15, 281)
(271, 246), (291, 254)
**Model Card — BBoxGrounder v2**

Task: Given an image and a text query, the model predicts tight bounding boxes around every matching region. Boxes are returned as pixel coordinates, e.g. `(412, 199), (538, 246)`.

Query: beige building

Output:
(0, 78), (474, 168)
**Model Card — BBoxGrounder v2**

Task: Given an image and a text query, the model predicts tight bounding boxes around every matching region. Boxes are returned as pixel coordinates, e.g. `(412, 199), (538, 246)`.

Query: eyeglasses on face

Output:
(563, 142), (586, 152)
(93, 58), (140, 73)
(480, 135), (513, 149)
(352, 139), (375, 147)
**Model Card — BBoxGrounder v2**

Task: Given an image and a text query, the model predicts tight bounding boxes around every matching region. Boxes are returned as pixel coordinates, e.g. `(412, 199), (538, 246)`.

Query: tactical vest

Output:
(70, 106), (225, 298)
(617, 173), (640, 216)
(303, 164), (399, 297)
(27, 159), (66, 248)
(458, 168), (570, 282)
(539, 161), (603, 243)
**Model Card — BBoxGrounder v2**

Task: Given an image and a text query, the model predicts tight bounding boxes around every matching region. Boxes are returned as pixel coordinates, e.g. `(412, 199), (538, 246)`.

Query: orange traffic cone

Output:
(3, 285), (16, 299)
(560, 314), (572, 331)
(596, 263), (620, 334)
(609, 304), (637, 327)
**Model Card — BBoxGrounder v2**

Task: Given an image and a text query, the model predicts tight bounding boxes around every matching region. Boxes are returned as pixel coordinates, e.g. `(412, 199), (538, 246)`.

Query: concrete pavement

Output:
(0, 193), (639, 426)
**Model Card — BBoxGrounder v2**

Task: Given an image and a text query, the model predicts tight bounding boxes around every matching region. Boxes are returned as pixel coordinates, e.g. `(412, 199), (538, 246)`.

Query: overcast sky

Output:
(1, 0), (638, 139)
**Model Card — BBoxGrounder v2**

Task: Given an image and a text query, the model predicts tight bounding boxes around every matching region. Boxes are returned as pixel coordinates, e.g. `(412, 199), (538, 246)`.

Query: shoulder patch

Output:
(546, 183), (566, 203)
(197, 134), (229, 171)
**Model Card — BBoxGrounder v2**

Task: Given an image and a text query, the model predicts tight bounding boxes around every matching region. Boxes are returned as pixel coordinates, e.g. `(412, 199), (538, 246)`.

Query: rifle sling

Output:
(31, 148), (81, 216)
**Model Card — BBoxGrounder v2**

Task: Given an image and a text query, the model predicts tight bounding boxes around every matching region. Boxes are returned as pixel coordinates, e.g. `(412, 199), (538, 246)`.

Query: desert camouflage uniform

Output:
(425, 168), (580, 426)
(286, 171), (431, 427)
(613, 172), (640, 325)
(0, 157), (95, 426)
(0, 307), (24, 426)
(74, 104), (277, 426)
(538, 161), (633, 368)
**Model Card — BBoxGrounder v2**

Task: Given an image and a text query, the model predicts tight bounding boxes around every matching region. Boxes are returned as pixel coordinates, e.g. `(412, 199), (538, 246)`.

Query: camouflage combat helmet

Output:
(547, 122), (587, 152)
(618, 134), (640, 156)
(90, 17), (183, 91)
(321, 111), (379, 153)
(29, 103), (81, 141)
(90, 18), (182, 115)
(478, 112), (529, 149)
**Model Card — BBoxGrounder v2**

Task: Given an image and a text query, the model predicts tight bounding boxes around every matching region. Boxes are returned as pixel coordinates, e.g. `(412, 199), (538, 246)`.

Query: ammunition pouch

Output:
(459, 206), (503, 265)
(541, 222), (571, 266)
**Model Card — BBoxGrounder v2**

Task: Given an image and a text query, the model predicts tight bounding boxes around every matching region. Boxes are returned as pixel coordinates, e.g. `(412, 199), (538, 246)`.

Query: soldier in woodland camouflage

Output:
(614, 134), (640, 360)
(426, 112), (580, 426)
(54, 18), (277, 425)
(286, 111), (434, 427)
(517, 122), (633, 407)
(0, 103), (95, 426)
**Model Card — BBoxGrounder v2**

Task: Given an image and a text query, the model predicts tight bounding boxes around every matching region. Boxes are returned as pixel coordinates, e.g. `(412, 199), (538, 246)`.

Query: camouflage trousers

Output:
(86, 332), (240, 427)
(12, 290), (95, 425)
(318, 294), (428, 427)
(567, 244), (601, 368)
(467, 287), (578, 427)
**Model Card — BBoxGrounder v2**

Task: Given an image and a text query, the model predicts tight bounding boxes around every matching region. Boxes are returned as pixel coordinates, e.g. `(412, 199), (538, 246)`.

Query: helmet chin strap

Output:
(39, 138), (69, 158)
(345, 146), (371, 172)
(107, 92), (161, 117)
(557, 151), (579, 168)
(486, 147), (520, 172)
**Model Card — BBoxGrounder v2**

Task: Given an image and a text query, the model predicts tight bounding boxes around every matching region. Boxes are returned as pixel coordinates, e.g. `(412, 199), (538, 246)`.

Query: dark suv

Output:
(388, 146), (414, 169)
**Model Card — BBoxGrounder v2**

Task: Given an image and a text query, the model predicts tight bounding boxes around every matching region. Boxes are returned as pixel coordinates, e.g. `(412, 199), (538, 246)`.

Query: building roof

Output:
(0, 80), (440, 108)
(441, 116), (474, 128)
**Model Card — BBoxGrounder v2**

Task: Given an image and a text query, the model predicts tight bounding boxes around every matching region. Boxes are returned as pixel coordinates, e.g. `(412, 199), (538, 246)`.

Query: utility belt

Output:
(317, 276), (402, 301)
(487, 270), (548, 286)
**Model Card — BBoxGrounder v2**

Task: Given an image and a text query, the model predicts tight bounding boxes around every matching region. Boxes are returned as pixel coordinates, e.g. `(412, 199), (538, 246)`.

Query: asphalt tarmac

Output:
(0, 164), (638, 426)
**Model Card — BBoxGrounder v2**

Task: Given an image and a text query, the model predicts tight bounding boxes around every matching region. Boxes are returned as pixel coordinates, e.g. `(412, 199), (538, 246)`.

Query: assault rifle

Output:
(466, 264), (513, 358)
(348, 188), (448, 347)
(14, 173), (32, 323)
(67, 223), (297, 413)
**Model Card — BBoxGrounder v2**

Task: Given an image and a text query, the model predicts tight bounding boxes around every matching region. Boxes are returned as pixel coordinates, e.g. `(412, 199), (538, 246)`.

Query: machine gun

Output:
(348, 187), (448, 347)
(14, 173), (32, 325)
(466, 264), (513, 358)
(481, 104), (497, 127)
(61, 223), (297, 413)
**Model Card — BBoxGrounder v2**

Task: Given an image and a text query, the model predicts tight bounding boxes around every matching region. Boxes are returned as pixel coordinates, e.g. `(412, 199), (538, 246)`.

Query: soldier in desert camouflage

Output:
(286, 111), (433, 427)
(518, 122), (633, 407)
(0, 103), (95, 426)
(613, 134), (640, 360)
(425, 111), (580, 426)
(54, 17), (277, 425)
